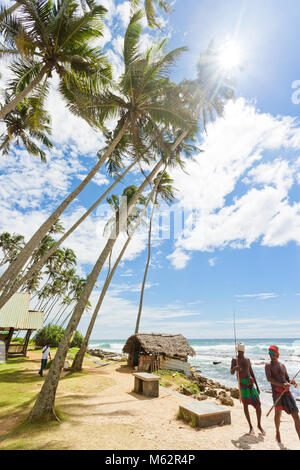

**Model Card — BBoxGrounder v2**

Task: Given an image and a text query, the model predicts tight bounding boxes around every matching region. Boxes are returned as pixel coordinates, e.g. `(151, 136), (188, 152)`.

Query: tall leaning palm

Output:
(134, 171), (175, 333)
(0, 10), (191, 302)
(0, 0), (110, 119)
(27, 127), (186, 421)
(0, 94), (52, 160)
(71, 185), (148, 371)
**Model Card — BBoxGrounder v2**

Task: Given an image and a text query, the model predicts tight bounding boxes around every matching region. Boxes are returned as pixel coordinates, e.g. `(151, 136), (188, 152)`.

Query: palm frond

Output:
(8, 58), (44, 94)
(123, 9), (144, 69)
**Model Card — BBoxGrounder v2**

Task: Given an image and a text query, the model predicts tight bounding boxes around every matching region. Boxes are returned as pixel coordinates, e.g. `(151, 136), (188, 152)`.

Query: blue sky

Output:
(1, 0), (300, 339)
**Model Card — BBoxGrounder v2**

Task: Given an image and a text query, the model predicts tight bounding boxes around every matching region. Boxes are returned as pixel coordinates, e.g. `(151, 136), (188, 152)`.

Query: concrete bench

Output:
(133, 372), (160, 397)
(178, 401), (231, 429)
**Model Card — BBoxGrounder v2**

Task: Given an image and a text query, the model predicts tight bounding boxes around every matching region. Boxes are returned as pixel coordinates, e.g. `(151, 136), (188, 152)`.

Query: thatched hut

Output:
(123, 333), (196, 376)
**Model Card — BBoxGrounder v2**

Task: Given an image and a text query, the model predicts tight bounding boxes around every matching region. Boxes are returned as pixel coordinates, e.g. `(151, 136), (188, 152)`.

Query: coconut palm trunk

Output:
(0, 64), (51, 120)
(0, 121), (129, 294)
(71, 186), (156, 372)
(27, 158), (164, 422)
(135, 193), (157, 334)
(0, 156), (136, 309)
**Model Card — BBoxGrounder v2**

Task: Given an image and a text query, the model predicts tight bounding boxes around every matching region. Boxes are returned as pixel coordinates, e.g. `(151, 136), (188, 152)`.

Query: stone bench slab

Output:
(179, 401), (231, 429)
(133, 373), (160, 397)
(133, 372), (160, 382)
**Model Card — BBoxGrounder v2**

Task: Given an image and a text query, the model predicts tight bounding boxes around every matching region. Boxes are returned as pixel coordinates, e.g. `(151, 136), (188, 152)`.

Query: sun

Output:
(219, 40), (241, 70)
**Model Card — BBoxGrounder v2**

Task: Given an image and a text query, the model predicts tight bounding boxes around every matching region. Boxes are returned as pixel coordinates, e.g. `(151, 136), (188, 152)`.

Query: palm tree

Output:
(0, 9), (191, 305)
(0, 0), (111, 119)
(27, 148), (171, 420)
(26, 20), (235, 423)
(0, 94), (53, 160)
(28, 107), (196, 418)
(71, 183), (157, 372)
(134, 171), (175, 333)
(0, 232), (25, 267)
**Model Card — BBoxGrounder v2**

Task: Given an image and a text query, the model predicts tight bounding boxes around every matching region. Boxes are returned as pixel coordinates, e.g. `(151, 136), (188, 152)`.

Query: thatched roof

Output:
(123, 333), (195, 358)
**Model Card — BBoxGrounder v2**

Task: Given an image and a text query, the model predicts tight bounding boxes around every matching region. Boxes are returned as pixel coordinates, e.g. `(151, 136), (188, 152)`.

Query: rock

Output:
(180, 385), (193, 396)
(197, 383), (206, 392)
(87, 349), (125, 362)
(225, 387), (231, 392)
(194, 374), (208, 384)
(219, 396), (234, 406)
(230, 388), (240, 399)
(205, 388), (218, 398)
(213, 361), (221, 365)
(218, 390), (228, 398)
(196, 394), (208, 401)
(215, 382), (221, 388)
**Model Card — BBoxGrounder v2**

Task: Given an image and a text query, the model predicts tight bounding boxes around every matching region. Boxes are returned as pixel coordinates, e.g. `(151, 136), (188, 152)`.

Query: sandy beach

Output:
(1, 350), (300, 450)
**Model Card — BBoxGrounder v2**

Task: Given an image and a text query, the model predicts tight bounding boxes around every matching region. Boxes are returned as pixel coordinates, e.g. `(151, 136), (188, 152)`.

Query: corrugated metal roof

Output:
(0, 293), (43, 330)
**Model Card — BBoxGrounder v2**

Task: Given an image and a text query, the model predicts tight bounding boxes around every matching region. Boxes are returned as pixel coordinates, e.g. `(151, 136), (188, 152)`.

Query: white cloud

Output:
(208, 257), (217, 267)
(235, 293), (279, 300)
(115, 1), (131, 27)
(46, 74), (106, 156)
(166, 248), (191, 270)
(168, 99), (300, 269)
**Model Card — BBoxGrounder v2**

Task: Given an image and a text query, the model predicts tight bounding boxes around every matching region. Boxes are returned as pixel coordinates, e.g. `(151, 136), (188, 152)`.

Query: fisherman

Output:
(265, 345), (300, 444)
(231, 342), (265, 435)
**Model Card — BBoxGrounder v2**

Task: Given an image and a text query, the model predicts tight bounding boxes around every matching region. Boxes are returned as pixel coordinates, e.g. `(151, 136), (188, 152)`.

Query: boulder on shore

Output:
(230, 388), (240, 399)
(87, 349), (125, 362)
(180, 385), (193, 396)
(196, 394), (208, 401)
(219, 396), (234, 406)
(205, 388), (218, 398)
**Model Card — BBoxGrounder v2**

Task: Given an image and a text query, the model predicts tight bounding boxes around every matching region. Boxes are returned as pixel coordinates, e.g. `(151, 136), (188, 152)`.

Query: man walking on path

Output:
(231, 342), (265, 436)
(39, 343), (51, 377)
(265, 345), (300, 444)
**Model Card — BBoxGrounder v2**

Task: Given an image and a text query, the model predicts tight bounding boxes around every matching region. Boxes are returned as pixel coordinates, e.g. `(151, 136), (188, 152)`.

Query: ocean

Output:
(88, 338), (300, 405)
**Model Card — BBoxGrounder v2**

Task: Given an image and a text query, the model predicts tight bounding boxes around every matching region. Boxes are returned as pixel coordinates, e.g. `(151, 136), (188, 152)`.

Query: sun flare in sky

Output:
(219, 40), (242, 70)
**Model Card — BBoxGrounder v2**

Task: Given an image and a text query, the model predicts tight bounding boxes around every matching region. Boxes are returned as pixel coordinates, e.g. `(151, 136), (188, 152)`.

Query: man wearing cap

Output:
(265, 345), (300, 444)
(231, 342), (265, 435)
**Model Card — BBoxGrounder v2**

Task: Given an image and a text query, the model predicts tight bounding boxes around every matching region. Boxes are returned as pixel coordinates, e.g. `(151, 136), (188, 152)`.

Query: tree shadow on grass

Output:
(0, 368), (42, 385)
(0, 395), (38, 427)
(5, 358), (31, 365)
(0, 406), (63, 447)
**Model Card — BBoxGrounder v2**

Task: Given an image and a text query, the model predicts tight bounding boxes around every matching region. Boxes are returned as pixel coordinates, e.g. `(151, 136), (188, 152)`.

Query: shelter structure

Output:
(123, 333), (196, 376)
(0, 293), (43, 358)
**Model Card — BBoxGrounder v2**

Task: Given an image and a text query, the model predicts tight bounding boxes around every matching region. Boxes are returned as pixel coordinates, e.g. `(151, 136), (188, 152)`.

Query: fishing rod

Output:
(266, 367), (300, 417)
(233, 309), (242, 403)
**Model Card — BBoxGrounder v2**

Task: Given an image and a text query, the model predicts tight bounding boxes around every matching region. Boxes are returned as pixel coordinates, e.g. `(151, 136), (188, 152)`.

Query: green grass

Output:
(154, 369), (200, 394)
(0, 350), (115, 450)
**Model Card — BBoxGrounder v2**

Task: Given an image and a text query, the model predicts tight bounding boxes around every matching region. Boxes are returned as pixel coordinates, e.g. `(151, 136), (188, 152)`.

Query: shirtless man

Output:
(265, 345), (300, 444)
(231, 342), (265, 435)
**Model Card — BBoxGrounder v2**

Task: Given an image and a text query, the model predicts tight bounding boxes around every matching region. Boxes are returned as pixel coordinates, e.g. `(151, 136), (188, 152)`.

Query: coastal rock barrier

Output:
(188, 372), (237, 407)
(87, 349), (126, 362)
